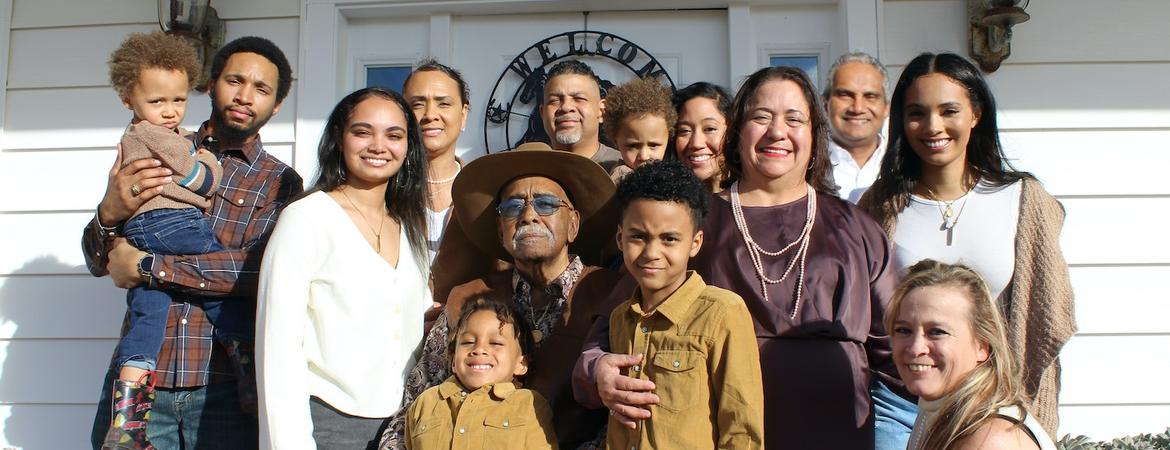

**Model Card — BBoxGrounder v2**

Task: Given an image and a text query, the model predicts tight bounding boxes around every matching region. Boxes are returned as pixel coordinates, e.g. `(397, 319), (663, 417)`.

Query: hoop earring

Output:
(337, 162), (347, 181)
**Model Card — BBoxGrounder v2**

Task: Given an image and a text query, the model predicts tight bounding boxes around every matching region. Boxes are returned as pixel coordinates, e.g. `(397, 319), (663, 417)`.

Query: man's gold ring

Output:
(130, 184), (142, 196)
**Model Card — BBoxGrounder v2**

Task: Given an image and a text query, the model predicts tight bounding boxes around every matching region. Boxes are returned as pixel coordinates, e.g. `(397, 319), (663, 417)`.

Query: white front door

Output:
(345, 9), (729, 157)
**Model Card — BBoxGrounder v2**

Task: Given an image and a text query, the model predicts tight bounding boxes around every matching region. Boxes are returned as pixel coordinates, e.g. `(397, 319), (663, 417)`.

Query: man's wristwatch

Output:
(137, 255), (155, 281)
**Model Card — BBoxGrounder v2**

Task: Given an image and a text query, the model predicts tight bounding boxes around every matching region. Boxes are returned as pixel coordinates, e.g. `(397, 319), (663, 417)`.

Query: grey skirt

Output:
(309, 396), (389, 450)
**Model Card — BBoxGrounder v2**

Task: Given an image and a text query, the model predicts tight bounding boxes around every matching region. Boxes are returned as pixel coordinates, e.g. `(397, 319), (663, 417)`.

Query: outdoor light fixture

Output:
(159, 0), (225, 91)
(968, 0), (1030, 72)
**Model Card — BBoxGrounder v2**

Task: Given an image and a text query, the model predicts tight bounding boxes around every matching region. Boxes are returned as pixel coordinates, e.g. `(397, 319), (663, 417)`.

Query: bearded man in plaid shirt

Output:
(82, 36), (303, 450)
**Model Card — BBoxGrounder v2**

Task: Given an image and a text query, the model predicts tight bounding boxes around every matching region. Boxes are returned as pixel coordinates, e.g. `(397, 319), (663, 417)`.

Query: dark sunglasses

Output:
(496, 195), (572, 218)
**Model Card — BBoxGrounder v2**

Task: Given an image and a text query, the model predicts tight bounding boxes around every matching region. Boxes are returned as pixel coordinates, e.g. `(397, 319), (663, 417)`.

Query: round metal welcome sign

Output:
(483, 30), (675, 153)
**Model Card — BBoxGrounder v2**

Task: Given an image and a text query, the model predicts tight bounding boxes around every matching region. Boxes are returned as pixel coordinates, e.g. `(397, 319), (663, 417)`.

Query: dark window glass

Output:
(366, 66), (412, 93)
(770, 55), (820, 89)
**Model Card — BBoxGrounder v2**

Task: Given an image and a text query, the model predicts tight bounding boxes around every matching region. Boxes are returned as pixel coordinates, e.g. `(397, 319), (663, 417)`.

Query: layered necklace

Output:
(730, 182), (817, 320)
(922, 184), (972, 247)
(340, 188), (387, 253)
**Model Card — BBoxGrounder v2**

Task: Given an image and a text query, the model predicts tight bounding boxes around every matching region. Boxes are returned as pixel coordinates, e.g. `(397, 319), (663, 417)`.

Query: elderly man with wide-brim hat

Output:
(379, 143), (622, 450)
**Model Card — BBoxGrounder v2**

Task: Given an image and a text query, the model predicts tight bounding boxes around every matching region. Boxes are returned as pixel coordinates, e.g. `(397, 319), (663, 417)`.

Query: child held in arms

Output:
(604, 77), (677, 182)
(100, 31), (253, 449)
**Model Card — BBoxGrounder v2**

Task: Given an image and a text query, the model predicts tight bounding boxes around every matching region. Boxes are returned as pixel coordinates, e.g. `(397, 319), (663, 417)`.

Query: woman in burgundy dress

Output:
(688, 65), (904, 449)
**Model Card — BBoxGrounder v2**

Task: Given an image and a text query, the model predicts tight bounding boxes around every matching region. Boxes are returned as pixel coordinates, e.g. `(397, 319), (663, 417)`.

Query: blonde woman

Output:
(888, 259), (1056, 450)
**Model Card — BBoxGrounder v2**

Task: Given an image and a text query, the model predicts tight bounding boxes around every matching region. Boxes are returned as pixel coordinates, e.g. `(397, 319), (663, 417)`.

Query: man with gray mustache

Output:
(379, 142), (622, 450)
(541, 60), (625, 175)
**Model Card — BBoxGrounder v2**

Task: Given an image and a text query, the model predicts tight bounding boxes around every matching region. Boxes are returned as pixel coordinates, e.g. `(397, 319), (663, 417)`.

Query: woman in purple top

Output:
(575, 67), (904, 449)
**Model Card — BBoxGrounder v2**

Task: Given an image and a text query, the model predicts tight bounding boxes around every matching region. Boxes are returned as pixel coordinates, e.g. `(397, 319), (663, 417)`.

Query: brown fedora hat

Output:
(451, 142), (617, 263)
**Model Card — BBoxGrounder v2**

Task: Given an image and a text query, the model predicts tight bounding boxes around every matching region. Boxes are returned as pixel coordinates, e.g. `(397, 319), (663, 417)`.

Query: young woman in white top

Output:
(859, 52), (1075, 435)
(888, 259), (1056, 450)
(402, 60), (470, 264)
(257, 87), (432, 450)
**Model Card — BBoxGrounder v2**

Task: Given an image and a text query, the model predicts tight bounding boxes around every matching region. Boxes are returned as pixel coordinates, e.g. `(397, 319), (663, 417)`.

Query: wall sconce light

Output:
(159, 0), (225, 92)
(968, 0), (1030, 72)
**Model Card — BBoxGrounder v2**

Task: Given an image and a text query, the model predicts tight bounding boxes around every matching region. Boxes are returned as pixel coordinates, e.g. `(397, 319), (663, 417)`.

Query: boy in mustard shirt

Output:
(405, 299), (557, 449)
(607, 160), (765, 449)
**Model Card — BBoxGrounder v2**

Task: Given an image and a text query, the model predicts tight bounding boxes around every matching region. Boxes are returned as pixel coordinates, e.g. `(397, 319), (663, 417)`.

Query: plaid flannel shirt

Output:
(83, 122), (303, 388)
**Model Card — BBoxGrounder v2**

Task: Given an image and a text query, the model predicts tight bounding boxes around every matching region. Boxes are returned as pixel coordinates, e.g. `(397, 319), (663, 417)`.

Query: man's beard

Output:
(211, 91), (271, 144)
(553, 129), (582, 146)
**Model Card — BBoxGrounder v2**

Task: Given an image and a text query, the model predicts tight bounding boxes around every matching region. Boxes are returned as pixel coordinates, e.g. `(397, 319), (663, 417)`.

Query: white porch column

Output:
(728, 3), (754, 91)
(838, 0), (883, 58)
(429, 13), (452, 63)
(294, 2), (345, 183)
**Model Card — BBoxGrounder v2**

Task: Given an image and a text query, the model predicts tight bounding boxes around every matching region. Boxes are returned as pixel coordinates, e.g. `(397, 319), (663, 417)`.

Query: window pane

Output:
(769, 55), (819, 86)
(366, 66), (412, 93)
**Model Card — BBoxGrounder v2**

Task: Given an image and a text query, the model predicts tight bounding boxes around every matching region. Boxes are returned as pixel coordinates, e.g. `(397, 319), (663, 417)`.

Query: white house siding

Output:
(884, 0), (1170, 440)
(0, 0), (301, 448)
(1, 0), (1167, 447)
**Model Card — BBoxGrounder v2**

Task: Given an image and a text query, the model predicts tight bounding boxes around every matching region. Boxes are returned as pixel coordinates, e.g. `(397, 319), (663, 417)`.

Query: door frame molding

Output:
(295, 0), (875, 178)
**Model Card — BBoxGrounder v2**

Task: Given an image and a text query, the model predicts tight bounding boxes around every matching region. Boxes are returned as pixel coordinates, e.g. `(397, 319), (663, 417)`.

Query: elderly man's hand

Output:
(108, 238), (148, 289)
(97, 144), (173, 226)
(597, 353), (659, 430)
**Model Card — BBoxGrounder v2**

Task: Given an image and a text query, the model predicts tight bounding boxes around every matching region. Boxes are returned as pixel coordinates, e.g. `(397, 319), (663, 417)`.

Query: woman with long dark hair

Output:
(256, 87), (431, 449)
(672, 81), (731, 192)
(859, 52), (1075, 437)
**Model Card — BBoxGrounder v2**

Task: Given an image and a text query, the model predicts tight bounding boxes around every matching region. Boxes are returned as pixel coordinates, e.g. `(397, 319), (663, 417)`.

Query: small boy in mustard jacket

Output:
(607, 160), (765, 449)
(405, 299), (557, 449)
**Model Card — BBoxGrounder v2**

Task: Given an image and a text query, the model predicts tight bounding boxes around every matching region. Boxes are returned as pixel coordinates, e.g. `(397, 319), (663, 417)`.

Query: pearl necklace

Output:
(426, 160), (462, 184)
(730, 182), (817, 319)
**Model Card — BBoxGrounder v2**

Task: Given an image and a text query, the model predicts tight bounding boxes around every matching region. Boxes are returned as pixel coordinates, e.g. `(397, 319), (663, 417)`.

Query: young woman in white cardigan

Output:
(257, 87), (432, 450)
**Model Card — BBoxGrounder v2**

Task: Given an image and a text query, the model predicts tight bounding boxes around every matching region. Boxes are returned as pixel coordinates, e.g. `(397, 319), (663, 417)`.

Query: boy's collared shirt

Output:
(405, 376), (557, 450)
(608, 272), (764, 450)
(83, 121), (303, 387)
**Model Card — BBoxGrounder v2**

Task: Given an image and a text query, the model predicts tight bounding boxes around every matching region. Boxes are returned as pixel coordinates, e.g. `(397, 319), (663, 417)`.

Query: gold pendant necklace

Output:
(527, 297), (555, 344)
(923, 185), (971, 247)
(340, 188), (386, 253)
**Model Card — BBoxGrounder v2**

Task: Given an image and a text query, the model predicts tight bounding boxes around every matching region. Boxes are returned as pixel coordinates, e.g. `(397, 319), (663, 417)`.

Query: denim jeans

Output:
(118, 208), (248, 369)
(872, 378), (918, 450)
(91, 368), (257, 450)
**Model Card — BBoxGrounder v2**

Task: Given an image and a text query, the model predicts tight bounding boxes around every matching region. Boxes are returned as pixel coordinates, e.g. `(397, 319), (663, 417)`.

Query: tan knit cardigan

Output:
(862, 178), (1076, 438)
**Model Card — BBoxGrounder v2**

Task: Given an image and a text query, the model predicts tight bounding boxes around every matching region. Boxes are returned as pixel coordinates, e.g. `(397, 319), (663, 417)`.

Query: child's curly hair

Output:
(108, 32), (200, 97)
(447, 298), (535, 361)
(603, 77), (677, 142)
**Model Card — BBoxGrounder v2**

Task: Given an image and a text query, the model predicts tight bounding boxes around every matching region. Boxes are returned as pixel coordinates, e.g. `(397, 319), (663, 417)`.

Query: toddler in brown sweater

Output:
(99, 32), (251, 450)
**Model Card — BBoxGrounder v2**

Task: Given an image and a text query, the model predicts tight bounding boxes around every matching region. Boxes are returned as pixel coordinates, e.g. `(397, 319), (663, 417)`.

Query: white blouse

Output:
(425, 206), (452, 265)
(256, 191), (431, 450)
(893, 180), (1022, 300)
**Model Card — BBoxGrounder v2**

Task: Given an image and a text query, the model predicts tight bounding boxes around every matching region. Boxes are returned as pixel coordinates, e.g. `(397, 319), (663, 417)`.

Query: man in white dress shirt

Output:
(824, 52), (890, 203)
